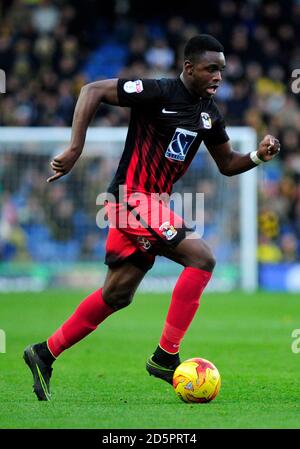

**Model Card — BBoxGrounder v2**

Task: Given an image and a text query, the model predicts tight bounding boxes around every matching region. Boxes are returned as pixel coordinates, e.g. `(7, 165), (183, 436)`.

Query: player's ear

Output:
(184, 60), (194, 75)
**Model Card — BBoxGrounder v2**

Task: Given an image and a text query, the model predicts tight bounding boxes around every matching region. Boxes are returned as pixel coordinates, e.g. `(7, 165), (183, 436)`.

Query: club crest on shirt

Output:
(159, 221), (178, 240)
(137, 236), (151, 250)
(201, 112), (212, 129)
(165, 127), (197, 162)
(124, 80), (144, 94)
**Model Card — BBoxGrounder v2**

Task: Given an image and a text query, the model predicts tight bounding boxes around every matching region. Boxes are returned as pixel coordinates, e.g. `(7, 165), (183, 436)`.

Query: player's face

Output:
(184, 51), (226, 98)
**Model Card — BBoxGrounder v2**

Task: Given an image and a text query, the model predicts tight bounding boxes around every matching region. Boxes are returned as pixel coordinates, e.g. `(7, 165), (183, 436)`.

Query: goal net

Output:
(0, 127), (257, 292)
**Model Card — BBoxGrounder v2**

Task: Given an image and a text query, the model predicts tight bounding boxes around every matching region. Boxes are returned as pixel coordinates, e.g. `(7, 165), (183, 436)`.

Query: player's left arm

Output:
(206, 134), (281, 176)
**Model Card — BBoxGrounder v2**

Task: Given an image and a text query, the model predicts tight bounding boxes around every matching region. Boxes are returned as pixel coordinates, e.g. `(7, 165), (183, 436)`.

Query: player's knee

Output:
(202, 253), (216, 272)
(186, 251), (216, 272)
(102, 287), (134, 310)
(113, 293), (133, 310)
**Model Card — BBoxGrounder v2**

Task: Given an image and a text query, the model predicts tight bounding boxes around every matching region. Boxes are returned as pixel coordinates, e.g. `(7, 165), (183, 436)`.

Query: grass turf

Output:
(0, 290), (299, 429)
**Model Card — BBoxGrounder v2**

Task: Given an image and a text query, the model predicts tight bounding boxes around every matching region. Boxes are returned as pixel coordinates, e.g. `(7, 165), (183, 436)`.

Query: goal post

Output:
(236, 127), (258, 292)
(0, 126), (257, 292)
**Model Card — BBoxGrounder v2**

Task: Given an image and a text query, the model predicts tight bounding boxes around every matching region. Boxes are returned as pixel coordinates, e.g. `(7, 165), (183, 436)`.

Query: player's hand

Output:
(47, 149), (80, 183)
(257, 135), (281, 162)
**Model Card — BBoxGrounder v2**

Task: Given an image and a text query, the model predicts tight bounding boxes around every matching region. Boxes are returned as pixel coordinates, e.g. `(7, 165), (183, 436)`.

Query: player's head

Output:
(182, 34), (225, 98)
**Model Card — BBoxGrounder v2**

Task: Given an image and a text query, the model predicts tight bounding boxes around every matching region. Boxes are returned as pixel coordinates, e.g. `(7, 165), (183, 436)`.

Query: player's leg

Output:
(23, 224), (155, 401)
(48, 261), (146, 357)
(123, 194), (214, 384)
(23, 262), (146, 401)
(158, 235), (215, 352)
(147, 234), (215, 384)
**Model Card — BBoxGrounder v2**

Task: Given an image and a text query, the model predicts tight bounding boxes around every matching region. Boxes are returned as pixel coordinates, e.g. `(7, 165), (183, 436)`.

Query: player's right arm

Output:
(47, 79), (118, 183)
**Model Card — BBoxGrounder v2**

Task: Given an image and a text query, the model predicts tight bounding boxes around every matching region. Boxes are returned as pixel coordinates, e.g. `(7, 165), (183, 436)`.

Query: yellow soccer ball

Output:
(173, 357), (221, 403)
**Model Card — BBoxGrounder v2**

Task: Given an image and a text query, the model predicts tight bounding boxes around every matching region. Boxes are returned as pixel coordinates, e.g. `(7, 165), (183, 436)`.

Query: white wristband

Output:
(250, 151), (264, 165)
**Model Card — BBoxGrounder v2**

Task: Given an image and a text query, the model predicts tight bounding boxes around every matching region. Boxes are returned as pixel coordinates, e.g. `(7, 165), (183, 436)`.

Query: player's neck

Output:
(179, 73), (202, 100)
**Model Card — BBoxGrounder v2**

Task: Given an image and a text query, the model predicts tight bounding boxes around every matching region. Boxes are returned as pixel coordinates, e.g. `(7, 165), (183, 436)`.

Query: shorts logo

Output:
(159, 221), (178, 240)
(124, 80), (144, 94)
(201, 112), (212, 129)
(137, 236), (151, 250)
(165, 128), (197, 162)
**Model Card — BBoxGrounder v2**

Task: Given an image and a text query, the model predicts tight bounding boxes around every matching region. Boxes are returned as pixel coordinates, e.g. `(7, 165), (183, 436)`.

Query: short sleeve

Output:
(203, 118), (230, 146)
(203, 100), (230, 146)
(117, 78), (168, 107)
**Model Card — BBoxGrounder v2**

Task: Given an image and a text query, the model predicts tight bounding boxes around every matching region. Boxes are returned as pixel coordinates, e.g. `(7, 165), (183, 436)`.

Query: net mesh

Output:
(0, 128), (254, 291)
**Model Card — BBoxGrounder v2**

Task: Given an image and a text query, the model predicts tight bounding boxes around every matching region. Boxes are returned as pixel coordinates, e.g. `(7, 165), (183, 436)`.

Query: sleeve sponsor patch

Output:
(123, 79), (144, 94)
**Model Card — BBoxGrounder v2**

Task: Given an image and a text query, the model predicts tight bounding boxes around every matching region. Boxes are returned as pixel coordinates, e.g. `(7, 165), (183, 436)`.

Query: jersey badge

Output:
(124, 80), (144, 94)
(165, 128), (197, 162)
(201, 112), (212, 129)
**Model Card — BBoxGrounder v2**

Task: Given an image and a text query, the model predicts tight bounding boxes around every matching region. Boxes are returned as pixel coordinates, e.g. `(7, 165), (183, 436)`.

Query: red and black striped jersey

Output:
(107, 77), (229, 199)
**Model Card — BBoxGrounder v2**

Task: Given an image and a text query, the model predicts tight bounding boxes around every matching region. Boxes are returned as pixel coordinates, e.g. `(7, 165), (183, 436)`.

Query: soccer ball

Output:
(173, 357), (221, 403)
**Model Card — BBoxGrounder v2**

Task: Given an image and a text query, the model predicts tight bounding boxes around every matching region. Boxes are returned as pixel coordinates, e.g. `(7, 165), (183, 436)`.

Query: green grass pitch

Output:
(0, 289), (300, 429)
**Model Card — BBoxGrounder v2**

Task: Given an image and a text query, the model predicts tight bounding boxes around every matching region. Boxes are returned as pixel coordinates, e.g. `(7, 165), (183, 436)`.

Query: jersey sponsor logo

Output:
(165, 127), (197, 162)
(123, 79), (144, 94)
(162, 108), (178, 114)
(137, 236), (151, 250)
(159, 221), (178, 240)
(201, 112), (212, 129)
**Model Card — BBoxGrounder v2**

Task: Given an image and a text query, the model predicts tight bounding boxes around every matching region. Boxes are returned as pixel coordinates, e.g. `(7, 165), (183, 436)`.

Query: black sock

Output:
(152, 345), (180, 367)
(34, 341), (55, 366)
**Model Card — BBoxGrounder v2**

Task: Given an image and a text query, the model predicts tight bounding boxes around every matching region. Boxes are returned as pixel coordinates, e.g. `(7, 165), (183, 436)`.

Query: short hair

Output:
(184, 34), (224, 62)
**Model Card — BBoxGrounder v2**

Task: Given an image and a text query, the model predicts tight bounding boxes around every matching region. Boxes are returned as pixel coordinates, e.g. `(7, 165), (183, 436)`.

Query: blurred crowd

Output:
(1, 0), (300, 264)
(0, 148), (111, 262)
